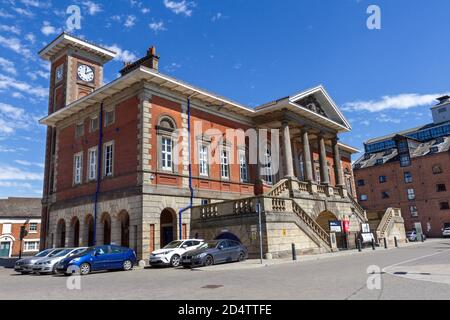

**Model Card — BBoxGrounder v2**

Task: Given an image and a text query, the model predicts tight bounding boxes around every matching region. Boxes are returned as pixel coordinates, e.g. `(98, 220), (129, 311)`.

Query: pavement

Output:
(0, 238), (449, 300)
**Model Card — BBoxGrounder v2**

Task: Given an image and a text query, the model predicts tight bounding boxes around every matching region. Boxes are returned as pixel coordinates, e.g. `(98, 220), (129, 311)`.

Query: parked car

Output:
(406, 230), (426, 242)
(56, 245), (137, 275)
(181, 239), (247, 268)
(14, 248), (65, 274)
(150, 239), (204, 267)
(443, 227), (450, 238)
(32, 247), (87, 275)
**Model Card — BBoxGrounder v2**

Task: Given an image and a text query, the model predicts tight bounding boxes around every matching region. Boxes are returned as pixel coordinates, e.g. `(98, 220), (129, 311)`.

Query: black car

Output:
(181, 239), (247, 268)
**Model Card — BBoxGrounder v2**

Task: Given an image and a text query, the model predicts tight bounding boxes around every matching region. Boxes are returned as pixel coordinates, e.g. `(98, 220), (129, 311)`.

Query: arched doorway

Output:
(316, 211), (345, 249)
(85, 215), (95, 247)
(160, 208), (177, 248)
(71, 217), (80, 247)
(0, 235), (14, 257)
(56, 219), (66, 248)
(119, 211), (130, 248)
(215, 232), (241, 243)
(101, 212), (112, 245)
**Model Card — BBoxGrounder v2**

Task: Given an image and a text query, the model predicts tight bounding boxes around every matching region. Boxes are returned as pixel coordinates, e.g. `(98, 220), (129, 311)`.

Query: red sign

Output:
(342, 220), (350, 233)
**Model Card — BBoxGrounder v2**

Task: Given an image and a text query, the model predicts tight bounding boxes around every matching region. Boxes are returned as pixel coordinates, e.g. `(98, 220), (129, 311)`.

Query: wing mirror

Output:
(182, 245), (188, 248)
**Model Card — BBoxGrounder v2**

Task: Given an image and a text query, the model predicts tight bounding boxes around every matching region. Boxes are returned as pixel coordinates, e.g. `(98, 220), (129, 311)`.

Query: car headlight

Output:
(69, 257), (81, 264)
(195, 253), (207, 259)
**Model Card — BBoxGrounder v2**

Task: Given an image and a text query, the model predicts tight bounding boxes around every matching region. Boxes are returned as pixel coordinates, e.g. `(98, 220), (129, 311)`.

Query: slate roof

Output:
(0, 197), (42, 218)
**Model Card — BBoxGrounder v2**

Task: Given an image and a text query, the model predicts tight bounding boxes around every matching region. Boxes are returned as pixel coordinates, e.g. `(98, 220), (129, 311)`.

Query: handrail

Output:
(291, 201), (331, 247)
(348, 195), (367, 222)
(265, 178), (289, 197)
(377, 208), (396, 239)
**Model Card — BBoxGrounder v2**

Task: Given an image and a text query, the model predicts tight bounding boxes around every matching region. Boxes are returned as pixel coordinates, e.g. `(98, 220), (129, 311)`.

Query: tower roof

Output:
(38, 32), (116, 62)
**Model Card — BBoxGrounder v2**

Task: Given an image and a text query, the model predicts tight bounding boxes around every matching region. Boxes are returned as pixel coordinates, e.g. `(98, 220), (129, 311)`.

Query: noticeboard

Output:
(329, 220), (342, 233)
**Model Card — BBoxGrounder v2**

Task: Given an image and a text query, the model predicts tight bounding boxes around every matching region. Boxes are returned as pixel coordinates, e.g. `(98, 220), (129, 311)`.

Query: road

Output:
(1, 239), (449, 300)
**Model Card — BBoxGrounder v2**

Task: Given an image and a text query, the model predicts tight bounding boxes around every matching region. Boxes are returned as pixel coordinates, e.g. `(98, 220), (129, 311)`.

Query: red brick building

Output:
(39, 33), (364, 259)
(0, 198), (42, 257)
(353, 97), (450, 237)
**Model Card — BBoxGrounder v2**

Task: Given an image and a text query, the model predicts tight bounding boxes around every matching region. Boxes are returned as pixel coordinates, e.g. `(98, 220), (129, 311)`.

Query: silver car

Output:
(32, 247), (87, 275)
(14, 248), (65, 274)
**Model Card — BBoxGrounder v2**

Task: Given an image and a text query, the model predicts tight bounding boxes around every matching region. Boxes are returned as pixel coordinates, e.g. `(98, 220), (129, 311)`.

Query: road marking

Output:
(382, 248), (450, 272)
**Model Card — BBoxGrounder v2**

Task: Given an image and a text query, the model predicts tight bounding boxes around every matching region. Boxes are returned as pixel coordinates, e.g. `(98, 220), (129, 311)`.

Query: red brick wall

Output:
(354, 152), (450, 237)
(55, 96), (139, 202)
(1, 220), (41, 257)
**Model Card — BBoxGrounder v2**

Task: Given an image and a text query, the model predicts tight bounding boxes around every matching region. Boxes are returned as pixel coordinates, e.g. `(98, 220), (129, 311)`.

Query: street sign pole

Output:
(257, 201), (263, 264)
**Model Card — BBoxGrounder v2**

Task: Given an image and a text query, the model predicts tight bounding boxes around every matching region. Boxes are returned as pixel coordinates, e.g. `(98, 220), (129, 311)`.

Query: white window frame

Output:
(410, 205), (418, 217)
(29, 223), (38, 233)
(88, 147), (98, 181)
(75, 122), (84, 138)
(2, 223), (12, 234)
(105, 109), (115, 127)
(198, 143), (209, 177)
(104, 141), (114, 177)
(90, 116), (99, 132)
(73, 152), (83, 185)
(239, 149), (248, 183)
(161, 136), (173, 172)
(23, 240), (40, 252)
(407, 188), (415, 200)
(220, 147), (230, 180)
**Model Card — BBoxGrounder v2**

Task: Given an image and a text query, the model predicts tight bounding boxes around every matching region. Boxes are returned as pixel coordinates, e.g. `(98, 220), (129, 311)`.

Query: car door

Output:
(227, 241), (240, 261)
(109, 246), (126, 269)
(215, 240), (230, 263)
(91, 247), (110, 270)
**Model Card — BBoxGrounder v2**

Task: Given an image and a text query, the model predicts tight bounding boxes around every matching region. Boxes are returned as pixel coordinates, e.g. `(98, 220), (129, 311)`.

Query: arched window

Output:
(157, 116), (177, 172)
(432, 164), (443, 175)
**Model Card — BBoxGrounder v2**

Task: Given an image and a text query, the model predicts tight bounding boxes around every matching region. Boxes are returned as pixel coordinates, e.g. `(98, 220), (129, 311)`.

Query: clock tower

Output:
(38, 33), (116, 249)
(39, 32), (116, 114)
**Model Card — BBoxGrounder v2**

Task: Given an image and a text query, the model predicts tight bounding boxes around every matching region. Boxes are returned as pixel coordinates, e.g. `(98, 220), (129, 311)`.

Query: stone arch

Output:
(84, 214), (95, 247)
(118, 210), (130, 248)
(160, 208), (177, 248)
(56, 219), (66, 248)
(158, 115), (177, 130)
(215, 232), (242, 243)
(101, 212), (112, 245)
(316, 211), (339, 232)
(69, 216), (80, 247)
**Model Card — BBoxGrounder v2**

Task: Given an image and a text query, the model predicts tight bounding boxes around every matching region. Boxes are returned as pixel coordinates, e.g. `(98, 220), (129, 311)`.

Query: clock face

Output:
(55, 65), (64, 82)
(77, 64), (94, 82)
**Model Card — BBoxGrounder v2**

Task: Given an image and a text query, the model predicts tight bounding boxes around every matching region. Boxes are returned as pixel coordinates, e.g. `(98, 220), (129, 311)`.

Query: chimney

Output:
(119, 45), (160, 76)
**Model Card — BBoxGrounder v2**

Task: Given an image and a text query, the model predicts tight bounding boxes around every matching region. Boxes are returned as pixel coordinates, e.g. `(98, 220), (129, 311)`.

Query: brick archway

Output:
(101, 212), (112, 245)
(160, 208), (177, 248)
(56, 219), (66, 248)
(118, 210), (130, 248)
(70, 217), (80, 247)
(84, 215), (95, 247)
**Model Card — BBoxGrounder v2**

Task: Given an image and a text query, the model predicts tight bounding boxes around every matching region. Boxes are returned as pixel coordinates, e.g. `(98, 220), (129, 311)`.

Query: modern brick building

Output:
(353, 97), (450, 237)
(0, 198), (42, 258)
(39, 33), (368, 260)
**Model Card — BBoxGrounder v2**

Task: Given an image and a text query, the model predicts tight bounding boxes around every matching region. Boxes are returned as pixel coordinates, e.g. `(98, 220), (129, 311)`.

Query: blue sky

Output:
(0, 0), (449, 198)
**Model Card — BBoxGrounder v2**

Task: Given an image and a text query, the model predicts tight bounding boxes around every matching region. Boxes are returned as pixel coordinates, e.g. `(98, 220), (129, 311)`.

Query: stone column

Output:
(292, 141), (301, 180)
(301, 129), (314, 182)
(281, 121), (294, 178)
(332, 137), (344, 186)
(318, 133), (330, 185)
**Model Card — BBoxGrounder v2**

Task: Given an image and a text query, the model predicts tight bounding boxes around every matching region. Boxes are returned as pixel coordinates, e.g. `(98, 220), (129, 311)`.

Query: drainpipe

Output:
(178, 96), (194, 240)
(93, 103), (104, 245)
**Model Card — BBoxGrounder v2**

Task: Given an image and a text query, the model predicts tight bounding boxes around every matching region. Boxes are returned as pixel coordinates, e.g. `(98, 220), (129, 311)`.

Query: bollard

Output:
(384, 237), (388, 249)
(371, 238), (376, 250)
(421, 234), (424, 242)
(394, 237), (398, 248)
(357, 239), (362, 252)
(291, 243), (297, 261)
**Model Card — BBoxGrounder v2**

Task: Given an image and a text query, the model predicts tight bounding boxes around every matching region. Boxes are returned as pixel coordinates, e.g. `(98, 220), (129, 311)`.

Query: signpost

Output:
(19, 225), (28, 260)
(257, 201), (263, 264)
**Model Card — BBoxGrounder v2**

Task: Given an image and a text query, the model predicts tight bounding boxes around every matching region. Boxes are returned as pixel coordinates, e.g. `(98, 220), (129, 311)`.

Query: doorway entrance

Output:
(160, 208), (176, 248)
(0, 241), (11, 257)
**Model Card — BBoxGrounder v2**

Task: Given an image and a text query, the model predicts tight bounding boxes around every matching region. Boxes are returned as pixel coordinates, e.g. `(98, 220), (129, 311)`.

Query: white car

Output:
(443, 227), (450, 238)
(150, 239), (204, 267)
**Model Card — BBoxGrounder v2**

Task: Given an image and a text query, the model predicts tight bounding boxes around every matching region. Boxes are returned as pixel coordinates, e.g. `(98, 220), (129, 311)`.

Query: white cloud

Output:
(82, 1), (102, 15)
(163, 0), (194, 17)
(0, 24), (21, 34)
(41, 21), (61, 36)
(0, 145), (28, 153)
(124, 15), (136, 28)
(141, 7), (150, 14)
(0, 74), (48, 98)
(0, 35), (32, 58)
(15, 160), (44, 168)
(25, 32), (36, 44)
(0, 181), (33, 188)
(27, 70), (49, 80)
(11, 92), (24, 99)
(0, 102), (41, 135)
(343, 93), (450, 112)
(0, 57), (17, 75)
(376, 113), (402, 124)
(104, 44), (137, 63)
(0, 165), (43, 181)
(12, 7), (34, 17)
(0, 9), (14, 18)
(20, 0), (51, 8)
(164, 62), (181, 72)
(211, 12), (222, 22)
(149, 21), (166, 32)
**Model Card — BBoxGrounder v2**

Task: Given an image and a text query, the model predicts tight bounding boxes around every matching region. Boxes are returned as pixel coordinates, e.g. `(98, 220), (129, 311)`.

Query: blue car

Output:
(56, 245), (137, 275)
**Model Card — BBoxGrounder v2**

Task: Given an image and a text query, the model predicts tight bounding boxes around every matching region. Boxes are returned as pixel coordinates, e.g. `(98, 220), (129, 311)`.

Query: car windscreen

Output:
(48, 249), (66, 257)
(164, 241), (183, 249)
(53, 249), (73, 257)
(35, 249), (53, 257)
(199, 241), (219, 249)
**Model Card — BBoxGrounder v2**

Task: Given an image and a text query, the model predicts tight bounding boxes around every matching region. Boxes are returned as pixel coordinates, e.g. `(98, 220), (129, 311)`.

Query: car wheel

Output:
(170, 254), (181, 267)
(204, 255), (214, 267)
(123, 260), (133, 271)
(238, 252), (246, 262)
(80, 263), (91, 275)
